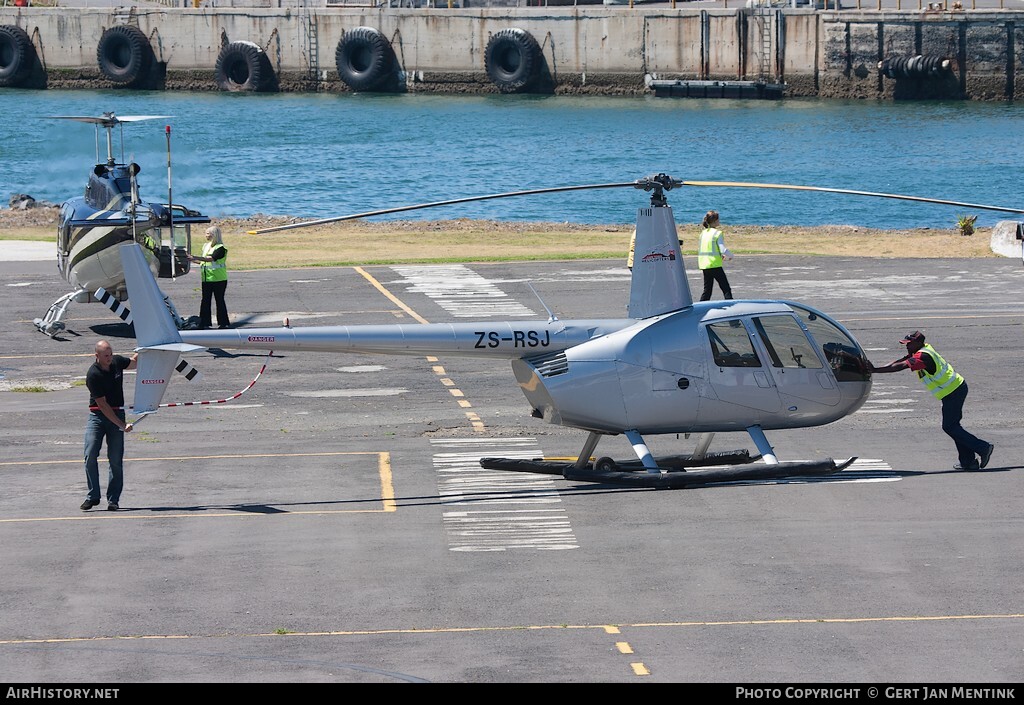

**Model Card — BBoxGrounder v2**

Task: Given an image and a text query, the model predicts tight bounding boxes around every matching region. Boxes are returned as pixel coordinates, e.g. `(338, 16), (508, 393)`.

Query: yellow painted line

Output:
(5, 613), (1020, 645)
(354, 267), (486, 432)
(0, 451), (383, 467)
(603, 626), (621, 634)
(0, 352), (94, 360)
(354, 266), (430, 325)
(616, 642), (633, 654)
(457, 400), (472, 408)
(0, 451), (395, 522)
(630, 663), (650, 676)
(378, 451), (397, 512)
(627, 613), (1024, 627)
(0, 509), (389, 523)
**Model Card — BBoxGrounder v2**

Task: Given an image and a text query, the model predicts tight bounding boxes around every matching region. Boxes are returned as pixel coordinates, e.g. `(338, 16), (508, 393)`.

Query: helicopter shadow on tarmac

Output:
(128, 467), (948, 516)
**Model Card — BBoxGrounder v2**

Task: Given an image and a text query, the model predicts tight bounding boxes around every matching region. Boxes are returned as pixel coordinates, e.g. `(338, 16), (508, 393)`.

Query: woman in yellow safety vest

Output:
(869, 330), (994, 471)
(697, 210), (734, 301)
(187, 225), (230, 329)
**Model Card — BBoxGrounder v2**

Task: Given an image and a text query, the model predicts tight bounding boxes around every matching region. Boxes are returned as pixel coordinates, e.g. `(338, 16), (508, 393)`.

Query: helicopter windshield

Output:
(751, 315), (823, 370)
(787, 304), (870, 382)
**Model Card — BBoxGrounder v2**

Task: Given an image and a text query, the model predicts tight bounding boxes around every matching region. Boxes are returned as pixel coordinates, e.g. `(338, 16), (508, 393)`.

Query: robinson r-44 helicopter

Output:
(115, 173), (1024, 489)
(33, 112), (210, 338)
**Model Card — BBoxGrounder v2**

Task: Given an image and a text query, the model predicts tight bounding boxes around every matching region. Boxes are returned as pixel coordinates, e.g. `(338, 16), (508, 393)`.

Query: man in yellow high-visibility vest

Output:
(870, 330), (994, 471)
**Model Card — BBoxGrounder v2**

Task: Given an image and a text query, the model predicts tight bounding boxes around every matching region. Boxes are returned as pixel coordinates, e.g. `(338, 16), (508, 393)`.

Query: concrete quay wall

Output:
(1, 7), (1021, 99)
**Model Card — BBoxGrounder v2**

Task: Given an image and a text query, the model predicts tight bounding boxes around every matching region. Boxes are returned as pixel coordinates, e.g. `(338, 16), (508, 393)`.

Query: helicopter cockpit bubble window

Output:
(788, 304), (870, 382)
(752, 315), (823, 370)
(708, 321), (762, 368)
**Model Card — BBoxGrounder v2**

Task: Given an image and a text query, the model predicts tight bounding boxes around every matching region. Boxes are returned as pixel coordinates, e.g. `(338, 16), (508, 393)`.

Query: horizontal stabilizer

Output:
(141, 342), (208, 354)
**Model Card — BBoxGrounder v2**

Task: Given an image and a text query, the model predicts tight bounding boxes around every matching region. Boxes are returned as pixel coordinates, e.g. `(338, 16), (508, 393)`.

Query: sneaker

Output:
(954, 462), (980, 471)
(979, 443), (994, 470)
(107, 502), (119, 511)
(80, 498), (99, 511)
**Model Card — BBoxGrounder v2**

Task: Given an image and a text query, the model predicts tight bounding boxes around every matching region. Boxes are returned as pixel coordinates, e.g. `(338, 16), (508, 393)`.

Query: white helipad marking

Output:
(286, 388), (407, 398)
(391, 265), (537, 318)
(432, 437), (579, 552)
(336, 365), (386, 373)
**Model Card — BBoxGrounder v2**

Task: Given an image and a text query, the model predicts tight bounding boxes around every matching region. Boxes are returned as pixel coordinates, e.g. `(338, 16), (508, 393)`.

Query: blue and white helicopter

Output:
(34, 112), (210, 337)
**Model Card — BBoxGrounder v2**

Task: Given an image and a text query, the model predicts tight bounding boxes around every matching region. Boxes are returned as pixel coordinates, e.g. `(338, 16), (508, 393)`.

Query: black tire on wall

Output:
(96, 24), (153, 86)
(0, 25), (36, 88)
(484, 28), (542, 94)
(334, 27), (395, 92)
(214, 41), (276, 92)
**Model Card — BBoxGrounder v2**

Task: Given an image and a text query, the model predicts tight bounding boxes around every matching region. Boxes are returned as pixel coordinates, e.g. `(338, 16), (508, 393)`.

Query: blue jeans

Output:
(940, 382), (988, 468)
(84, 412), (125, 504)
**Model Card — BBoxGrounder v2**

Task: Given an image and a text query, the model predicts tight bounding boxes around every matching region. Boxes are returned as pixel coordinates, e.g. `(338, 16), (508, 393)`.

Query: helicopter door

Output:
(705, 320), (781, 413)
(750, 314), (840, 407)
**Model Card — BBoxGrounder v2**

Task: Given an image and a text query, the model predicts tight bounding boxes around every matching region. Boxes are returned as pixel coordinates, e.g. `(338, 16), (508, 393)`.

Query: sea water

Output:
(2, 89), (1022, 229)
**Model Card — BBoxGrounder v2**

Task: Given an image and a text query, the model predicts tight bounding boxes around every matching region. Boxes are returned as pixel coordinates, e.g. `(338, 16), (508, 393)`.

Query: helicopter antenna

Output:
(116, 117), (124, 166)
(166, 124), (176, 279)
(525, 281), (558, 323)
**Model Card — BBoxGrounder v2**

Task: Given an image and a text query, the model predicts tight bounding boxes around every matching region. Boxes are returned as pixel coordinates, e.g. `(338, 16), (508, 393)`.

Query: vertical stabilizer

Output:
(121, 242), (181, 347)
(121, 243), (187, 414)
(628, 205), (693, 319)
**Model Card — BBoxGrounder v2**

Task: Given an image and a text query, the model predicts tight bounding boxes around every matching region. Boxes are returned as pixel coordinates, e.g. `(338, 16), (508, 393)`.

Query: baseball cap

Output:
(899, 331), (925, 344)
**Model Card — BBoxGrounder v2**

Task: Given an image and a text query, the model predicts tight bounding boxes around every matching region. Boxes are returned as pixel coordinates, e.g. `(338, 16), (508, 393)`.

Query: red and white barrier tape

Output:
(91, 352), (274, 423)
(155, 351), (273, 410)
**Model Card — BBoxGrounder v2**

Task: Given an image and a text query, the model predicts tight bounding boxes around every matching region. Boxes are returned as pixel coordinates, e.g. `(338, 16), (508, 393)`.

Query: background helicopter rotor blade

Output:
(679, 180), (1024, 215)
(47, 114), (173, 127)
(247, 181), (639, 235)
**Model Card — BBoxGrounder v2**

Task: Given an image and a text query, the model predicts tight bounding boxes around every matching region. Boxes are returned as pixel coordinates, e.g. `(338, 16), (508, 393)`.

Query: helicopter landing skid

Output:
(34, 290), (89, 337)
(479, 456), (856, 489)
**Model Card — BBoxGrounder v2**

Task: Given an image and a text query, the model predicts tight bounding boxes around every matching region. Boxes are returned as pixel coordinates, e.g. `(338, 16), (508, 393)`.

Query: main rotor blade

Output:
(247, 181), (638, 234)
(680, 180), (1024, 215)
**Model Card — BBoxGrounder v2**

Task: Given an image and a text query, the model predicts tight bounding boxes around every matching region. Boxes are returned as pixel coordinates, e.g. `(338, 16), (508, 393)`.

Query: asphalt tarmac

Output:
(1, 250), (1022, 683)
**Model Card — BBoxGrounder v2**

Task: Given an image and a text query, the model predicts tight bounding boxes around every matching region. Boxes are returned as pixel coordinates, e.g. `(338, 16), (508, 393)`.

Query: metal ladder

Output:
(301, 6), (320, 90)
(753, 7), (774, 82)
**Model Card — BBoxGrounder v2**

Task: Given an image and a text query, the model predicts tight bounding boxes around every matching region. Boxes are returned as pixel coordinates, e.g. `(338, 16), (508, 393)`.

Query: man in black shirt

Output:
(82, 340), (137, 511)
